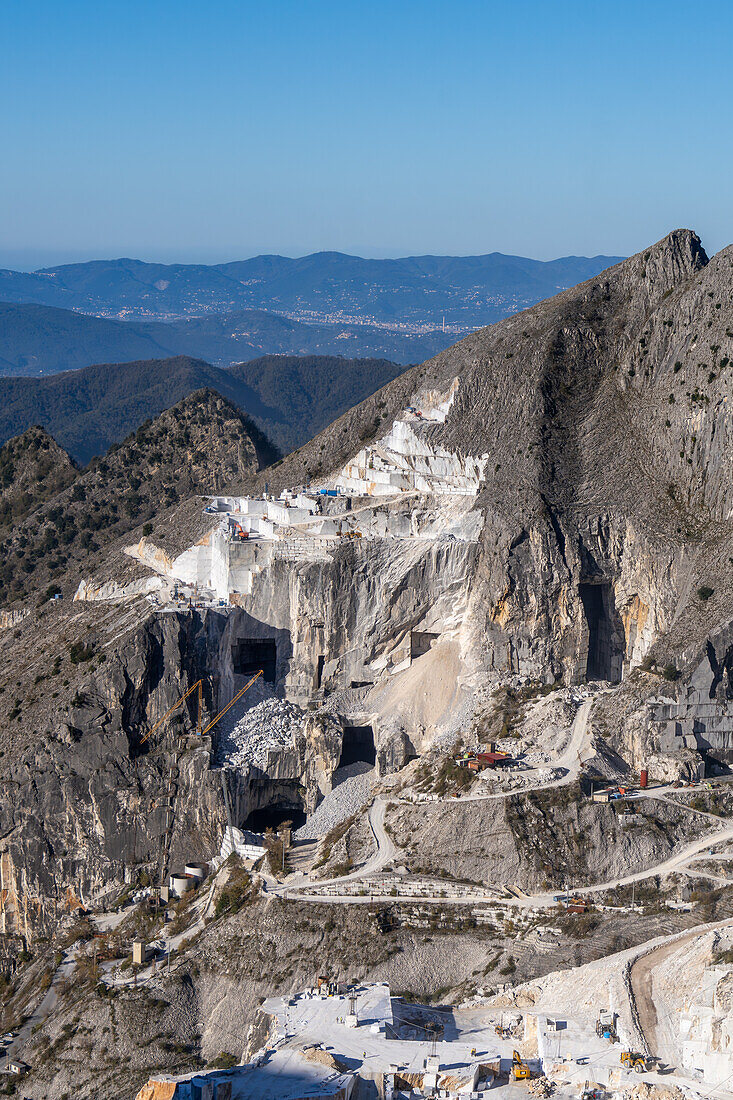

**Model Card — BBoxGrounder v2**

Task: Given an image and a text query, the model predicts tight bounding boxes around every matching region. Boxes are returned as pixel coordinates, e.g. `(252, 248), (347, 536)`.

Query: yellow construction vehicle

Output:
(511, 1050), (531, 1080)
(621, 1051), (648, 1073)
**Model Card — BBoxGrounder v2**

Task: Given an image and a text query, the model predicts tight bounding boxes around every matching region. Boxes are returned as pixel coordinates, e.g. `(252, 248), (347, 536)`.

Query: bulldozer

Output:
(621, 1050), (648, 1073)
(511, 1049), (531, 1080)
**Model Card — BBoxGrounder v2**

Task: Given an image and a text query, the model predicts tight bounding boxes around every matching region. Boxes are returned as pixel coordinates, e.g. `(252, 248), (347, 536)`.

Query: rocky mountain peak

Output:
(0, 425), (77, 533)
(604, 228), (708, 318)
(645, 227), (708, 276)
(0, 389), (279, 607)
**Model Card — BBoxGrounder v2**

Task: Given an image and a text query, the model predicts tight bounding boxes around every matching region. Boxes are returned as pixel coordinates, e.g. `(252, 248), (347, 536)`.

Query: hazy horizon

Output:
(3, 1), (733, 268)
(0, 244), (628, 274)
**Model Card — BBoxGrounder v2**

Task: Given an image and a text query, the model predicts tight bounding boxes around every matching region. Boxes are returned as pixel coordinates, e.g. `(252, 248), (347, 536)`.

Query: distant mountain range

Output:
(0, 354), (408, 463)
(0, 301), (449, 374)
(1, 250), (623, 327)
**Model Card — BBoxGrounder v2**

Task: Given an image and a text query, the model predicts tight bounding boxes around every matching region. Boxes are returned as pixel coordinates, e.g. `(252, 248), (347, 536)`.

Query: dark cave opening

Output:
(579, 582), (622, 682)
(232, 639), (277, 682)
(244, 800), (306, 832)
(339, 724), (376, 768)
(410, 631), (440, 660)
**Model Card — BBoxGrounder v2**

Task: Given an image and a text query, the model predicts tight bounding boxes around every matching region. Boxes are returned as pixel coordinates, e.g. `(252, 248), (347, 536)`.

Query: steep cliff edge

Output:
(3, 229), (733, 942)
(0, 604), (344, 937)
(249, 230), (733, 768)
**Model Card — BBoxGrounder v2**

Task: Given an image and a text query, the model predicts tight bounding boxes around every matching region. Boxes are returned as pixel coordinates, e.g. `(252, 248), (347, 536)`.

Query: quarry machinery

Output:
(426, 1022), (443, 1058)
(199, 670), (263, 736)
(141, 679), (204, 743)
(595, 1010), (618, 1042)
(135, 670), (263, 880)
(494, 1012), (512, 1039)
(511, 1050), (530, 1080)
(620, 1051), (647, 1073)
(140, 669), (263, 745)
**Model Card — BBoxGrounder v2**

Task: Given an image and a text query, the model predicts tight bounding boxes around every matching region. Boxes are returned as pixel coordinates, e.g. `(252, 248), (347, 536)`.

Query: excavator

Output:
(511, 1050), (531, 1080)
(621, 1050), (648, 1073)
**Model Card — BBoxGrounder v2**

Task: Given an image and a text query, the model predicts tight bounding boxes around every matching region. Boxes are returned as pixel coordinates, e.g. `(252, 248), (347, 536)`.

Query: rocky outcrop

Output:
(5, 229), (733, 930)
(388, 787), (706, 890)
(0, 608), (343, 933)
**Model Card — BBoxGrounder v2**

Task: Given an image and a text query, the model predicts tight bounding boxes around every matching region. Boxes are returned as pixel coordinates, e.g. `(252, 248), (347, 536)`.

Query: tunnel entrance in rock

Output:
(232, 639), (277, 682)
(339, 724), (376, 768)
(244, 790), (306, 832)
(579, 582), (622, 682)
(411, 631), (440, 660)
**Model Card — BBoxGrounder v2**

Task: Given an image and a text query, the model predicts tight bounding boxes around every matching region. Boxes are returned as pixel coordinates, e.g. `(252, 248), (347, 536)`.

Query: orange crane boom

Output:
(140, 679), (204, 744)
(199, 669), (263, 736)
(139, 669), (263, 745)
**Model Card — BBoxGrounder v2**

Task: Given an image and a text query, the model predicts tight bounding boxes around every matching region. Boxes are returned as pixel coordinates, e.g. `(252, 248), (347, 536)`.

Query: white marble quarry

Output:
(216, 825), (267, 863)
(126, 478), (483, 606)
(118, 383), (487, 608)
(333, 419), (487, 497)
(681, 964), (733, 1086)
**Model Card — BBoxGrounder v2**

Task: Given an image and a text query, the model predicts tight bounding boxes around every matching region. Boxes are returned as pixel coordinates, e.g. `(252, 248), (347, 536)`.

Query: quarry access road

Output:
(279, 806), (733, 910)
(361, 796), (398, 876)
(5, 945), (79, 1064)
(279, 695), (733, 909)
(279, 699), (594, 899)
(441, 695), (595, 803)
(626, 920), (733, 1098)
(629, 930), (703, 1065)
(505, 820), (733, 909)
(274, 796), (398, 899)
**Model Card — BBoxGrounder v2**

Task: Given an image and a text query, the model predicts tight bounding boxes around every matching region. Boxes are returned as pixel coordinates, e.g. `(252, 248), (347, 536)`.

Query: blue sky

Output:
(2, 0), (732, 267)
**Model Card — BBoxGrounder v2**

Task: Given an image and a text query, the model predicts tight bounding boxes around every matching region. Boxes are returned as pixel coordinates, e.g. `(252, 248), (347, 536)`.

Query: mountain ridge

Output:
(0, 353), (408, 463)
(3, 230), (733, 1100)
(0, 388), (272, 606)
(1, 249), (624, 327)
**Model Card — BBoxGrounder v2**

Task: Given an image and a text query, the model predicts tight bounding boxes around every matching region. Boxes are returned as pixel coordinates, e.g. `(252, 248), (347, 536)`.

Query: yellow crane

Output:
(140, 669), (263, 745)
(136, 670), (264, 880)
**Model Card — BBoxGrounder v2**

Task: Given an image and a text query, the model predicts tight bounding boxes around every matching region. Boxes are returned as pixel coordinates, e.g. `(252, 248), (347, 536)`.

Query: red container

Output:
(640, 768), (648, 789)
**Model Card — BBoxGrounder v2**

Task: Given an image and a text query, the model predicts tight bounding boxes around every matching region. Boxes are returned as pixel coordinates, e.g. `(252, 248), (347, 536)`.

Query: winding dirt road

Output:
(277, 695), (733, 910)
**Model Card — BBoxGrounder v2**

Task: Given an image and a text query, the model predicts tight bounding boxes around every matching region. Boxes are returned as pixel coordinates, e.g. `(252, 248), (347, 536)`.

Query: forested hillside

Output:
(0, 300), (446, 373)
(0, 354), (407, 462)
